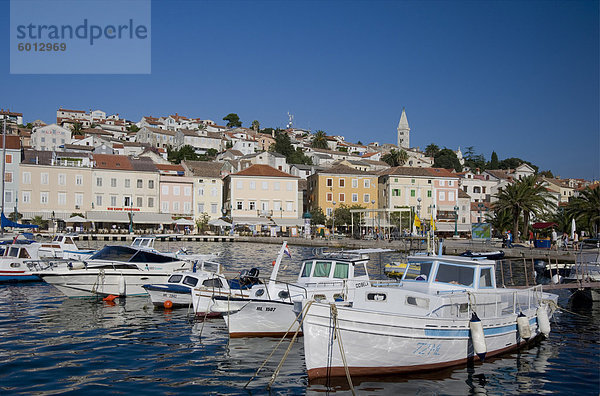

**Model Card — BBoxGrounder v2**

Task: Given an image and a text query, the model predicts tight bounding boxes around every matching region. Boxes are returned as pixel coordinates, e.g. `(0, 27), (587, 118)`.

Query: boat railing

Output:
(262, 278), (308, 303)
(196, 260), (221, 274)
(426, 285), (546, 319)
(25, 258), (72, 272)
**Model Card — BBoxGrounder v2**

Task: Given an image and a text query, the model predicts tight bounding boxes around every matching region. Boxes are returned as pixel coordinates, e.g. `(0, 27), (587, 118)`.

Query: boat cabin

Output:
(400, 255), (496, 291)
(131, 236), (156, 250)
(297, 253), (369, 287)
(3, 245), (33, 259)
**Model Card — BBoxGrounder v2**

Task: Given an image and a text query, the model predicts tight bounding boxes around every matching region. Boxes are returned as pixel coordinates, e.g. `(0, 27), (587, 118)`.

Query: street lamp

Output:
(417, 197), (422, 235)
(454, 205), (459, 237)
(332, 201), (336, 238)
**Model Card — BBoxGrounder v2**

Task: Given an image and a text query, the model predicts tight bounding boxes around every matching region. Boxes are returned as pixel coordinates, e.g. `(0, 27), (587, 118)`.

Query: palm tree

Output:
(485, 209), (512, 237)
(251, 120), (260, 131)
(493, 175), (555, 242)
(566, 186), (600, 236)
(424, 143), (440, 157)
(311, 130), (329, 149)
(382, 149), (409, 167)
(71, 122), (84, 136)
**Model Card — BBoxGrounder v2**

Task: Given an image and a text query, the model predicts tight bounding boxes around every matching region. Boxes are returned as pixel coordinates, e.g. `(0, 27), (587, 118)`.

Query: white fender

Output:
(469, 312), (487, 361)
(118, 274), (126, 296)
(537, 304), (551, 337)
(517, 312), (532, 339)
(551, 274), (562, 284)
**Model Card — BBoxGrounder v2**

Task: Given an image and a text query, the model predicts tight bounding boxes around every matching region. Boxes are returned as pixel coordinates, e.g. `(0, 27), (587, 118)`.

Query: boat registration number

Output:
(256, 306), (276, 312)
(413, 342), (441, 356)
(161, 293), (178, 299)
(355, 281), (369, 288)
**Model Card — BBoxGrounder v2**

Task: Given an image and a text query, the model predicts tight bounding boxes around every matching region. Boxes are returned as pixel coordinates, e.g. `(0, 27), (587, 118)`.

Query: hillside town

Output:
(0, 107), (596, 239)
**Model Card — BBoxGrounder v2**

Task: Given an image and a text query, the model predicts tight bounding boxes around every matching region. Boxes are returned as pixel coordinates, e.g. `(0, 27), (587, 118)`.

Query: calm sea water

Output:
(0, 242), (598, 395)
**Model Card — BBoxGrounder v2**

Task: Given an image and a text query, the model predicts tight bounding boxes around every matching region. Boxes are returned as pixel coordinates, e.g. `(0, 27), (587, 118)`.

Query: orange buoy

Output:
(103, 294), (117, 302)
(272, 260), (276, 266)
(164, 300), (173, 309)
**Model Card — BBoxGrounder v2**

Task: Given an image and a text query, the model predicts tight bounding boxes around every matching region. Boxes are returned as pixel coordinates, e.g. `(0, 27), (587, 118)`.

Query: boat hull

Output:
(302, 301), (554, 380)
(223, 299), (301, 338)
(39, 270), (172, 297)
(144, 285), (192, 307)
(194, 291), (249, 317)
(0, 259), (40, 282)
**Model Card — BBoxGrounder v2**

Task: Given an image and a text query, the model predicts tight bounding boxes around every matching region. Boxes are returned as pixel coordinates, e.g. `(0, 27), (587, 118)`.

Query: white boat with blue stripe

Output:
(301, 249), (559, 380)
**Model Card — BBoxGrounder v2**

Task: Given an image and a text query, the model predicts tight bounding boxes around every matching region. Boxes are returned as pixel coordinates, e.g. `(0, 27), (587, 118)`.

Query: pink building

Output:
(157, 165), (194, 217)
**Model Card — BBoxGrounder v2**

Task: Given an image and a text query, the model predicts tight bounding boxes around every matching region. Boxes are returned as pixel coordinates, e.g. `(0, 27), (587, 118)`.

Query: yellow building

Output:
(307, 164), (379, 219)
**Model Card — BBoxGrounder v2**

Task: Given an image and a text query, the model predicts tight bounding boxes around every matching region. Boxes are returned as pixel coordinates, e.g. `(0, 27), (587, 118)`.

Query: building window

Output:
(211, 203), (217, 214)
(411, 179), (415, 184)
(124, 196), (132, 207)
(439, 191), (446, 201)
(352, 179), (358, 188)
(449, 192), (455, 201)
(448, 180), (454, 186)
(4, 172), (12, 183)
(411, 190), (416, 197)
(110, 195), (117, 206)
(148, 197), (154, 208)
(40, 192), (48, 204)
(184, 202), (191, 213)
(326, 193), (333, 202)
(428, 179), (432, 184)
(326, 178), (333, 187)
(339, 193), (345, 202)
(22, 172), (31, 184)
(197, 203), (204, 213)
(287, 182), (293, 191)
(148, 180), (154, 189)
(137, 179), (143, 188)
(5, 154), (12, 164)
(96, 195), (103, 206)
(137, 197), (143, 207)
(236, 201), (243, 210)
(162, 201), (169, 212)
(198, 187), (204, 196)
(392, 189), (400, 196)
(125, 179), (131, 188)
(111, 178), (117, 188)
(4, 191), (12, 203)
(236, 181), (243, 190)
(41, 173), (49, 185)
(184, 186), (191, 196)
(75, 193), (83, 206)
(211, 187), (217, 197)
(173, 202), (180, 212)
(352, 193), (358, 202)
(262, 181), (268, 190)
(250, 181), (256, 190)
(162, 185), (168, 195)
(274, 201), (281, 211)
(249, 201), (256, 210)
(96, 177), (103, 187)
(173, 186), (180, 196)
(363, 193), (370, 203)
(339, 179), (345, 187)
(75, 175), (83, 185)
(427, 190), (432, 198)
(286, 201), (293, 211)
(22, 191), (30, 204)
(326, 207), (332, 217)
(439, 180), (445, 186)
(274, 182), (280, 191)
(58, 174), (66, 185)
(364, 179), (370, 188)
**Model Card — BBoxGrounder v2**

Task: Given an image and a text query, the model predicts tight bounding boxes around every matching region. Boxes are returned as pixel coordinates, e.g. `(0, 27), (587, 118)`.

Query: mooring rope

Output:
(330, 303), (356, 396)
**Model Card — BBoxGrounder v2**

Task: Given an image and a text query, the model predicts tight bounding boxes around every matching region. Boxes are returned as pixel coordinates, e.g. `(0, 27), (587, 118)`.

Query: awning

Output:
(209, 218), (232, 227)
(173, 218), (195, 226)
(434, 222), (472, 232)
(273, 218), (305, 227)
(21, 211), (72, 221)
(67, 215), (87, 222)
(232, 217), (274, 226)
(86, 211), (130, 223)
(131, 212), (173, 224)
(532, 222), (558, 230)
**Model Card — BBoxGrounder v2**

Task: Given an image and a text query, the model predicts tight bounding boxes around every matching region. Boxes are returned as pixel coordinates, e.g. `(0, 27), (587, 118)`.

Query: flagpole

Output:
(1, 118), (6, 236)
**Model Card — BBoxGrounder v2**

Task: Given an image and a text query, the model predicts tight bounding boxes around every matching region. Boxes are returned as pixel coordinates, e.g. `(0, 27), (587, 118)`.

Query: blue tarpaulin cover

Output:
(0, 213), (39, 229)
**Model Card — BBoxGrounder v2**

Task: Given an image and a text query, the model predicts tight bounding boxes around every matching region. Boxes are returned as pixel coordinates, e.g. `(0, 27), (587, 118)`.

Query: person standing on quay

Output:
(551, 228), (558, 250)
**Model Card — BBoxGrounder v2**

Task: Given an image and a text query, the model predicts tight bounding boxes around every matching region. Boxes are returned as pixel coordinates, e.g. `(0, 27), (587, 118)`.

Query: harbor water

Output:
(0, 242), (598, 395)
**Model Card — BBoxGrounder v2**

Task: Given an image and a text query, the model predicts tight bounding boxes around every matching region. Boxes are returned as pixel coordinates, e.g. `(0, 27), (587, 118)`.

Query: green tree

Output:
(425, 143), (440, 158)
(31, 216), (48, 229)
(195, 212), (210, 234)
(127, 124), (140, 133)
(498, 157), (539, 173)
(251, 120), (260, 131)
(309, 207), (326, 225)
(493, 175), (555, 242)
(539, 170), (554, 178)
(489, 151), (499, 169)
(8, 211), (23, 222)
(357, 140), (363, 145)
(225, 141), (233, 149)
(25, 122), (33, 129)
(223, 113), (242, 128)
(311, 130), (329, 149)
(485, 209), (512, 237)
(71, 122), (84, 136)
(271, 132), (312, 164)
(167, 145), (200, 164)
(434, 148), (462, 172)
(566, 186), (600, 236)
(463, 146), (486, 171)
(382, 149), (409, 167)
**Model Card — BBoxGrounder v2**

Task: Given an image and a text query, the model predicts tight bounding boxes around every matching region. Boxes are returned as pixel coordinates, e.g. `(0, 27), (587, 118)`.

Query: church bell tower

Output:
(397, 107), (410, 149)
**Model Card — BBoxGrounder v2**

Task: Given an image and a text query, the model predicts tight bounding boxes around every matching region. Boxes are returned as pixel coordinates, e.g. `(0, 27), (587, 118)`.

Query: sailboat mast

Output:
(1, 118), (6, 236)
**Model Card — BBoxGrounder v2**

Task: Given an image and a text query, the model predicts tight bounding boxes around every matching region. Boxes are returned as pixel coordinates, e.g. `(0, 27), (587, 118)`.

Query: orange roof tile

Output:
(92, 154), (133, 170)
(234, 164), (296, 178)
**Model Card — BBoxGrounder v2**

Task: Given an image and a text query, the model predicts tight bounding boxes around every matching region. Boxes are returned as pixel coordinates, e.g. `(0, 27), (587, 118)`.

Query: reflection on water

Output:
(0, 242), (598, 394)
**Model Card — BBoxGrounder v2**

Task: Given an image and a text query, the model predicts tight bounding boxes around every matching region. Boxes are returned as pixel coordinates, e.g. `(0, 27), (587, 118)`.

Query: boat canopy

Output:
(89, 245), (178, 263)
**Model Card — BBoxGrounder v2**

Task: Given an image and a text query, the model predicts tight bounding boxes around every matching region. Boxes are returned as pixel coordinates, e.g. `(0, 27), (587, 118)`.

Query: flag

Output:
(414, 215), (421, 229)
(430, 216), (436, 231)
(283, 243), (291, 258)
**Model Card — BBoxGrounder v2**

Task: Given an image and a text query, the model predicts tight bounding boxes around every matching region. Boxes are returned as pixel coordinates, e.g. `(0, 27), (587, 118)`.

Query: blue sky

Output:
(1, 0), (598, 180)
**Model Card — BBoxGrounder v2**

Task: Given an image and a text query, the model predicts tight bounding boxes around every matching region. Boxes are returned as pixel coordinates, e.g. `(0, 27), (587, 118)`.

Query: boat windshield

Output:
(434, 263), (475, 287)
(353, 262), (367, 277)
(300, 261), (313, 277)
(313, 261), (332, 277)
(8, 247), (20, 258)
(168, 274), (183, 283)
(403, 261), (433, 281)
(333, 262), (349, 279)
(183, 276), (199, 287)
(90, 246), (137, 261)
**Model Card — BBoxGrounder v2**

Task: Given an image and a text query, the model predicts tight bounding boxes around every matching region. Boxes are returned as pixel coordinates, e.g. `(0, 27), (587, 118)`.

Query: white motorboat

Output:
(39, 234), (95, 260)
(142, 261), (225, 308)
(565, 238), (600, 282)
(301, 252), (559, 380)
(210, 242), (390, 338)
(0, 243), (44, 282)
(37, 244), (198, 298)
